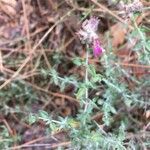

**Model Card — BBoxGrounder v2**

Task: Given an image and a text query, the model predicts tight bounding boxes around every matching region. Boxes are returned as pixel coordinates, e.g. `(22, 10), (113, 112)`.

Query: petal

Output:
(92, 39), (103, 57)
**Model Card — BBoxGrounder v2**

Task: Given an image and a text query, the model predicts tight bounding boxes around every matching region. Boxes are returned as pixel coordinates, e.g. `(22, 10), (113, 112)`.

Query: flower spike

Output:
(77, 17), (104, 57)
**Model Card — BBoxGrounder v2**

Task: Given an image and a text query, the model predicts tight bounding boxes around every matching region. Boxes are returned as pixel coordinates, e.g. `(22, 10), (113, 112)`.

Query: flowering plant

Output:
(77, 17), (104, 57)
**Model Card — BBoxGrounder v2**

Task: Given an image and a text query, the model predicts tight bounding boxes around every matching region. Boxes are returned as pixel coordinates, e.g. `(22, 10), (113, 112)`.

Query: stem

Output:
(85, 48), (89, 99)
(84, 44), (89, 112)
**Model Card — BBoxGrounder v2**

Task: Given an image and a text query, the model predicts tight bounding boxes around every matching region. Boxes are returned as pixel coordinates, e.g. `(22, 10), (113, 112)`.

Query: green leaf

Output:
(88, 64), (96, 76)
(91, 74), (102, 83)
(118, 122), (126, 141)
(28, 114), (36, 125)
(73, 57), (83, 66)
(39, 110), (49, 118)
(76, 86), (86, 99)
(50, 69), (59, 85)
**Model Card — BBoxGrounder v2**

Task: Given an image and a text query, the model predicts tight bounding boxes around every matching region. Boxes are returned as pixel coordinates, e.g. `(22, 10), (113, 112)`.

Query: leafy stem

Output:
(84, 44), (89, 112)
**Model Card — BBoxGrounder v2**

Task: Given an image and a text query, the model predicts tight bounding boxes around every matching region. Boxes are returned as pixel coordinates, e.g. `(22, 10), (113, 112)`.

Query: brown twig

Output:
(90, 0), (133, 29)
(28, 82), (79, 104)
(118, 62), (150, 69)
(2, 119), (14, 136)
(10, 135), (50, 150)
(10, 141), (71, 150)
(0, 9), (75, 90)
(88, 58), (150, 69)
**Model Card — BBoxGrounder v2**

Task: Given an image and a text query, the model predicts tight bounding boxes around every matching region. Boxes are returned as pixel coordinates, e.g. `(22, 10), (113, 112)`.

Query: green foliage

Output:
(41, 68), (79, 91)
(0, 126), (20, 149)
(0, 126), (12, 149)
(1, 5), (149, 150)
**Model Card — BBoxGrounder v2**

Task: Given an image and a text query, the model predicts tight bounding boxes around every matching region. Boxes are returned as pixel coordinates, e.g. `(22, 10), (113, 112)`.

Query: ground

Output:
(0, 0), (150, 150)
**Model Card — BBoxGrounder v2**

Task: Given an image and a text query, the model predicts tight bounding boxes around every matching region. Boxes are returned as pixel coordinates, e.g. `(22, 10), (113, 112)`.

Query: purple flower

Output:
(77, 17), (104, 57)
(92, 39), (104, 57)
(77, 17), (99, 43)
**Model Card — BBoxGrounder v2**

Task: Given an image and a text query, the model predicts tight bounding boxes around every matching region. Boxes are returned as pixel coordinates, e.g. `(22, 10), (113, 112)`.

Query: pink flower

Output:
(92, 39), (104, 57)
(77, 17), (99, 43)
(77, 17), (104, 57)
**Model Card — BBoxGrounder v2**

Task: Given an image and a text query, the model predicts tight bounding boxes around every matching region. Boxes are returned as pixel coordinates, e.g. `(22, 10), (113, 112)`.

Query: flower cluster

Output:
(77, 17), (104, 57)
(118, 0), (143, 19)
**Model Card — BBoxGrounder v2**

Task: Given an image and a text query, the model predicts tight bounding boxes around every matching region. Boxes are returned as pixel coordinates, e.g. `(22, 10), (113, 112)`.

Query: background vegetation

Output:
(0, 0), (149, 149)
